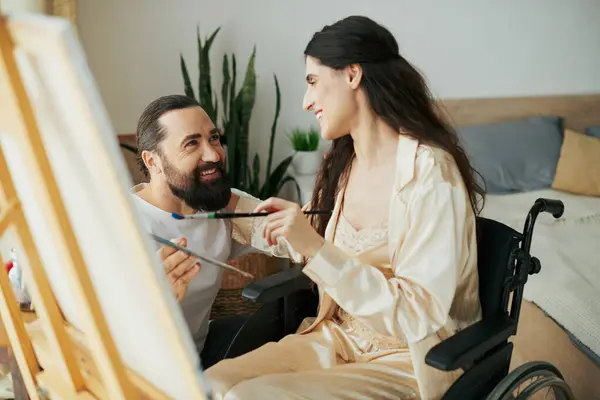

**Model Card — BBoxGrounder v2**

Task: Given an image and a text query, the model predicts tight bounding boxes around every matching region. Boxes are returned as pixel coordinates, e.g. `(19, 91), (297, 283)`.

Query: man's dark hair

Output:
(136, 94), (200, 178)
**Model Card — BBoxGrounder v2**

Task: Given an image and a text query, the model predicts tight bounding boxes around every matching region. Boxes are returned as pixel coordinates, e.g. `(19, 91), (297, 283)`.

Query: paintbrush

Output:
(171, 210), (331, 220)
(150, 234), (254, 279)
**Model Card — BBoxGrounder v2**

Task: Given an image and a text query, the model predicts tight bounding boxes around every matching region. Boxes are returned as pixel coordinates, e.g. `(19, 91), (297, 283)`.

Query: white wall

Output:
(0, 0), (45, 13)
(77, 0), (600, 172)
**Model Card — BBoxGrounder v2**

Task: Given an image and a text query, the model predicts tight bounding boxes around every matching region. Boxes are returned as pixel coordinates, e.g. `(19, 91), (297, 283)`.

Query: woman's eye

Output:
(186, 140), (198, 147)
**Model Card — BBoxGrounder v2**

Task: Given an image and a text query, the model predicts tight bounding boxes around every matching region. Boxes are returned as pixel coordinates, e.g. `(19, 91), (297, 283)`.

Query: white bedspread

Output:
(481, 189), (600, 357)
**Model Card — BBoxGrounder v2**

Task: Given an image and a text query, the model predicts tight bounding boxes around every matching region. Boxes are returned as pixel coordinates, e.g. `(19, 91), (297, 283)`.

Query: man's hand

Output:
(158, 237), (201, 301)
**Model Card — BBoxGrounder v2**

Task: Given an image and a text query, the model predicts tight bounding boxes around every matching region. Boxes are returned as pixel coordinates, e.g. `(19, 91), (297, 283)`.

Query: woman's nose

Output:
(303, 90), (313, 111)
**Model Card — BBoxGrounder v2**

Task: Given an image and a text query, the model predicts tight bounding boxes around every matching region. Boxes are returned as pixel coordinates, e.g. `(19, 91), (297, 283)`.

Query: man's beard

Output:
(163, 159), (232, 212)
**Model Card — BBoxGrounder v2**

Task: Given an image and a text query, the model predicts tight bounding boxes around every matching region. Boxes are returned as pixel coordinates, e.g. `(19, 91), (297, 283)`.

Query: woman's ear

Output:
(347, 64), (363, 89)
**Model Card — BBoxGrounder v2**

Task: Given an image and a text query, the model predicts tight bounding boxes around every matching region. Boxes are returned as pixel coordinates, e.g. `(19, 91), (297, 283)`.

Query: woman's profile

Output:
(207, 15), (486, 400)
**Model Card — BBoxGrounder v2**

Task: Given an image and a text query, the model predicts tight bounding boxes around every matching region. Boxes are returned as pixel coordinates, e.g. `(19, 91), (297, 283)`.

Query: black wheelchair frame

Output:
(221, 198), (574, 400)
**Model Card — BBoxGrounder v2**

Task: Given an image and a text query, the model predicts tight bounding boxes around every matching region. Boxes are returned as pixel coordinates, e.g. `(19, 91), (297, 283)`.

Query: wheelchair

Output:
(221, 198), (574, 399)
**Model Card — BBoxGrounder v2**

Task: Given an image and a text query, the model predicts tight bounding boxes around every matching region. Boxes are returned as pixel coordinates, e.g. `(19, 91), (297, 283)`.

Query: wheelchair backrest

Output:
(476, 217), (522, 319)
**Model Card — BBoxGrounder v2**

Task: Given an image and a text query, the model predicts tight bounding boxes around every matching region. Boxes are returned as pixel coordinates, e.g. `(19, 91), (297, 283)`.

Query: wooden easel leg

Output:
(0, 146), (82, 399)
(0, 249), (40, 400)
(0, 15), (135, 399)
(8, 348), (31, 400)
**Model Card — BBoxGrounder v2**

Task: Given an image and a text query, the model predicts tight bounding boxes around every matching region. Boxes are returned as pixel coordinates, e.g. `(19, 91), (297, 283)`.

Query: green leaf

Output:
(288, 127), (320, 151)
(229, 54), (237, 123)
(266, 74), (281, 178)
(275, 175), (302, 201)
(196, 25), (203, 103)
(244, 167), (254, 196)
(231, 47), (256, 184)
(180, 54), (195, 100)
(198, 26), (220, 122)
(235, 46), (257, 130)
(259, 155), (295, 199)
(221, 54), (230, 122)
(205, 26), (220, 49)
(213, 90), (218, 127)
(247, 153), (260, 196)
(252, 153), (260, 186)
(225, 109), (239, 186)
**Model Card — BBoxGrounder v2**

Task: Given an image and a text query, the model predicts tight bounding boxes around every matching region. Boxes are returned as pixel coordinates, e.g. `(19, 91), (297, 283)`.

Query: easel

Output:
(0, 13), (208, 400)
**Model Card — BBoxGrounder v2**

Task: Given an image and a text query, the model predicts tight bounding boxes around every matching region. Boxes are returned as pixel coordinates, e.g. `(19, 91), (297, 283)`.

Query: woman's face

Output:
(302, 56), (360, 140)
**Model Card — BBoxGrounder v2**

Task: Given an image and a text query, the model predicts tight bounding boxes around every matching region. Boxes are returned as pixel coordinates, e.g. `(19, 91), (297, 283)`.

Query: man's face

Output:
(156, 106), (231, 211)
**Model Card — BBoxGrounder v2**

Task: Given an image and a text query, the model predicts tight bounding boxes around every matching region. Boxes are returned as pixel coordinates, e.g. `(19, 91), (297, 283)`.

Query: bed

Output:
(439, 94), (600, 399)
(483, 189), (600, 398)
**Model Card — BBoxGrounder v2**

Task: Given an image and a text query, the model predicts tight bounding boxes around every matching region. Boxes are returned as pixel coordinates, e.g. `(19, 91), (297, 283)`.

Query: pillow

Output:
(456, 116), (564, 194)
(552, 129), (600, 196)
(586, 125), (600, 139)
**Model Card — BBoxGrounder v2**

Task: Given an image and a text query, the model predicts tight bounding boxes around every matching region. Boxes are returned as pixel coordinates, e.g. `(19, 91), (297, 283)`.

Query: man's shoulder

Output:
(127, 184), (170, 230)
(129, 188), (153, 216)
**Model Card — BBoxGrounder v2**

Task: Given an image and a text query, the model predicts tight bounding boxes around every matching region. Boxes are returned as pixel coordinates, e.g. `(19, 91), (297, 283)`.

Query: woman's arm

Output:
(302, 160), (474, 344)
(230, 189), (305, 263)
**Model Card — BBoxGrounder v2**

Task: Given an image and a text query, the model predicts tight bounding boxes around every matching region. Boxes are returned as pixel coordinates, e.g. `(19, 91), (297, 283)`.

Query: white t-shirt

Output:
(129, 183), (253, 353)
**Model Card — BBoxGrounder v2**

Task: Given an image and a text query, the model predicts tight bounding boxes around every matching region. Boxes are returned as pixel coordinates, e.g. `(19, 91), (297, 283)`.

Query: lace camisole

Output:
(331, 211), (407, 353)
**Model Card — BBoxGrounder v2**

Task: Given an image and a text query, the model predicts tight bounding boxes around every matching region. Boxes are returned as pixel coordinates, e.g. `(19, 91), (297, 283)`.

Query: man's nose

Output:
(201, 144), (220, 163)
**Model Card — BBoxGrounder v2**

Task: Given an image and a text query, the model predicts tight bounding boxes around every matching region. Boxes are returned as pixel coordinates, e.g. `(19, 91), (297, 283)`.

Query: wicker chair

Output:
(210, 253), (281, 320)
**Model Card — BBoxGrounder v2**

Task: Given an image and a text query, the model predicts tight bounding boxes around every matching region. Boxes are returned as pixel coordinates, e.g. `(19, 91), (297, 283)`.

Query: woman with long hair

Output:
(206, 15), (486, 400)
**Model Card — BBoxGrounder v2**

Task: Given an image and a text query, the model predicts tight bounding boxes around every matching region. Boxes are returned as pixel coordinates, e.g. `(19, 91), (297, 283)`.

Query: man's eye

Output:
(210, 135), (220, 142)
(186, 140), (198, 147)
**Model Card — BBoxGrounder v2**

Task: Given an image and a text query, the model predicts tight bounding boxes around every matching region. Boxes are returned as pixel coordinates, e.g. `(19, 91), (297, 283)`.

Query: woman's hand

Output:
(253, 197), (325, 258)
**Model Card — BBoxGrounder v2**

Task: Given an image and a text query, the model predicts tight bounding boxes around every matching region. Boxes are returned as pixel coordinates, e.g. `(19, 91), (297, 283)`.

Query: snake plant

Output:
(180, 25), (300, 200)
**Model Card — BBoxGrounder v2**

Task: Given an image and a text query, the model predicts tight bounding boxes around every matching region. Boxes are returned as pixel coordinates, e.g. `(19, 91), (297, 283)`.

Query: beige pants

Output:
(203, 322), (420, 400)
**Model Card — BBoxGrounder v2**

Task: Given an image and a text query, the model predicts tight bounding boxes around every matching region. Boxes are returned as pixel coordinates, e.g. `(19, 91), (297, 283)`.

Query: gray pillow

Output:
(456, 116), (564, 194)
(586, 125), (600, 139)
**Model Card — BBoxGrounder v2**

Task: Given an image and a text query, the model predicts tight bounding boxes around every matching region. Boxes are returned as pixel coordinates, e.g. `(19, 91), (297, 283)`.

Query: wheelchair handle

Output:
(534, 198), (565, 219)
(522, 198), (564, 255)
(507, 198), (565, 326)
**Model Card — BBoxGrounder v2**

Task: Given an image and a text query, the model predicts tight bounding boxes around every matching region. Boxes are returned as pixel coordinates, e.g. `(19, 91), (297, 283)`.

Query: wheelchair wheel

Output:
(486, 361), (574, 400)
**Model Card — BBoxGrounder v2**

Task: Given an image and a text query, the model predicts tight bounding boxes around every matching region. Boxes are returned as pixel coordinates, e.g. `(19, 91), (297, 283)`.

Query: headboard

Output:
(435, 93), (600, 195)
(438, 93), (600, 132)
(118, 93), (600, 186)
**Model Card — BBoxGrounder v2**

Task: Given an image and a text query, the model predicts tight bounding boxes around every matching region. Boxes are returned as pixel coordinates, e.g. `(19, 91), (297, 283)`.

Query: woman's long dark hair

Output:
(305, 16), (486, 236)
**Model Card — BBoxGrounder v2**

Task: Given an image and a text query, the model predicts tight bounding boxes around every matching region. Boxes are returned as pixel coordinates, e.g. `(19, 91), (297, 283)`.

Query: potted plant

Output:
(179, 25), (300, 201)
(179, 24), (302, 318)
(289, 127), (321, 175)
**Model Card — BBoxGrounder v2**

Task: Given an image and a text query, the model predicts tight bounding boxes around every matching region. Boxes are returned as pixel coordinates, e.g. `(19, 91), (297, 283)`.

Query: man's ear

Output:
(142, 150), (162, 175)
(346, 64), (363, 89)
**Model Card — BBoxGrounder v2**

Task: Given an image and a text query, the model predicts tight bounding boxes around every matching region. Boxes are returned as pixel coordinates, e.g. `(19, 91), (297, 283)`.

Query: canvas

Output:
(0, 12), (208, 399)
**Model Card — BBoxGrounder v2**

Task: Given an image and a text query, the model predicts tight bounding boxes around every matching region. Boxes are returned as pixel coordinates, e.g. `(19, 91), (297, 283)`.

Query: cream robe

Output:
(206, 135), (482, 400)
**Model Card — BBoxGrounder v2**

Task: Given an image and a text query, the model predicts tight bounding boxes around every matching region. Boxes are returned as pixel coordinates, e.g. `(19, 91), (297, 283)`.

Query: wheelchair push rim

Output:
(485, 361), (574, 400)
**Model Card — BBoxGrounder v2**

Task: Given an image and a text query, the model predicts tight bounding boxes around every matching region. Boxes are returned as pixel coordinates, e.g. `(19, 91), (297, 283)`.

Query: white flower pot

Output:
(292, 150), (321, 175)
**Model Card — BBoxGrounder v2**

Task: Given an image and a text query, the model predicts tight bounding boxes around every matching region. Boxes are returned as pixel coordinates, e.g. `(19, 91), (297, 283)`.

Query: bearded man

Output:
(130, 94), (256, 368)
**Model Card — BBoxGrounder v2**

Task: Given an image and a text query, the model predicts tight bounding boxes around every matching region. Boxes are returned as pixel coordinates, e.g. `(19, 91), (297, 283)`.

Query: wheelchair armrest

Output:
(425, 314), (516, 371)
(241, 267), (312, 303)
